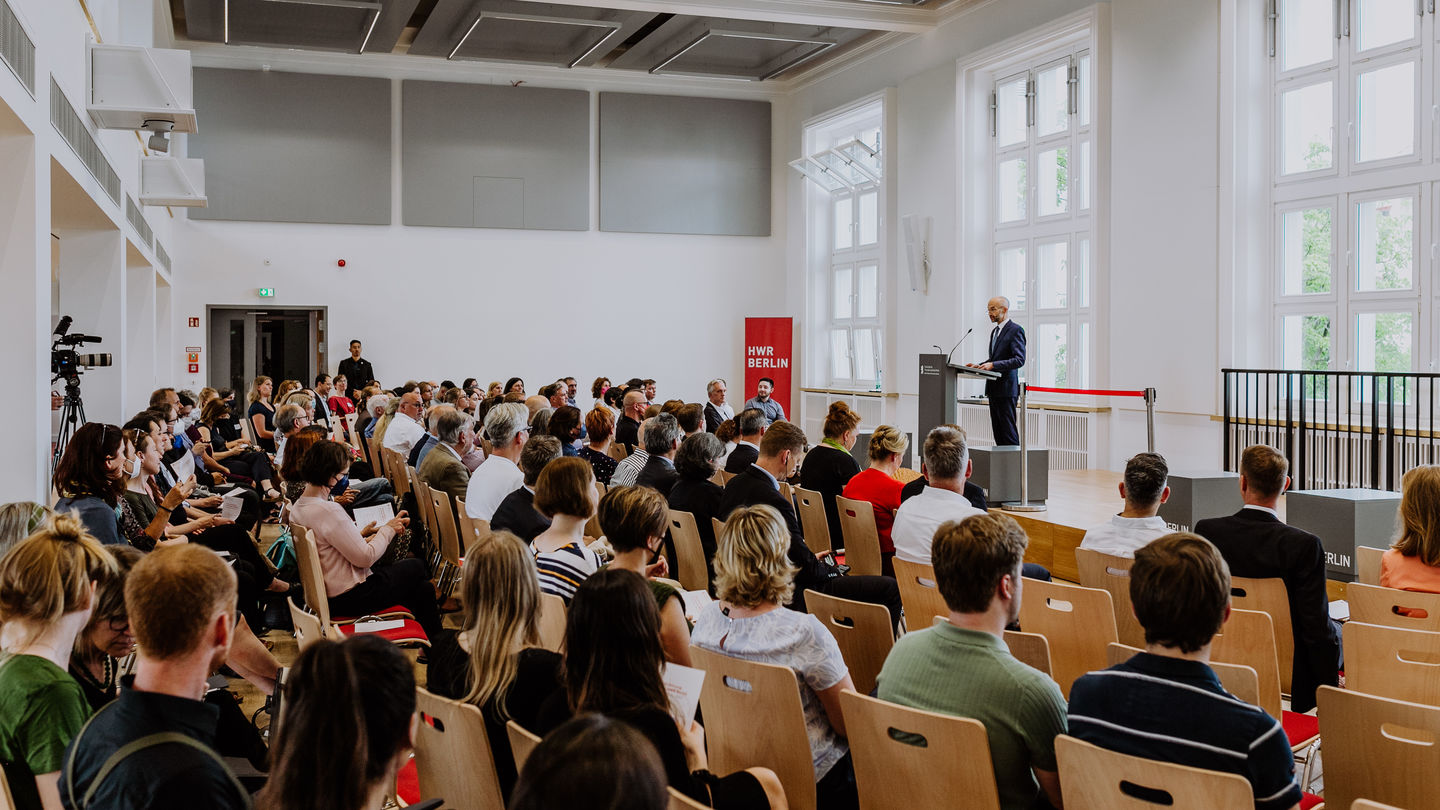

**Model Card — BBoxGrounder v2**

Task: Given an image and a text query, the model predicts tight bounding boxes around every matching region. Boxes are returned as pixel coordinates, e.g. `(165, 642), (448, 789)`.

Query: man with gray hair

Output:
(418, 405), (476, 501)
(465, 402), (529, 521)
(635, 413), (683, 496)
(891, 425), (986, 565)
(272, 403), (308, 470)
(1079, 452), (1171, 558)
(704, 378), (733, 433)
(362, 393), (390, 438)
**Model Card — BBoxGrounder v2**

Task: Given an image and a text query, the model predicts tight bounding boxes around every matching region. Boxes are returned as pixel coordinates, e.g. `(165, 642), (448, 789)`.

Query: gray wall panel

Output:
(188, 69), (392, 225)
(599, 93), (770, 236)
(402, 81), (589, 231)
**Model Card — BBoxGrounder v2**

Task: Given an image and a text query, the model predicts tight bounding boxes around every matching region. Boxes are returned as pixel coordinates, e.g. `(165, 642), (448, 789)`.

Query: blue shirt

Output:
(743, 396), (785, 423)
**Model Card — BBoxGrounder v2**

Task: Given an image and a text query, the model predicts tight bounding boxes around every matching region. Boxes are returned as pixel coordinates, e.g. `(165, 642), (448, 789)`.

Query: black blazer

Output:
(900, 476), (989, 511)
(1194, 508), (1341, 713)
(719, 466), (830, 592)
(703, 403), (730, 433)
(407, 433), (439, 469)
(668, 478), (724, 568)
(615, 416), (641, 454)
(635, 456), (679, 497)
(724, 443), (760, 474)
(490, 487), (551, 544)
(983, 320), (1026, 398)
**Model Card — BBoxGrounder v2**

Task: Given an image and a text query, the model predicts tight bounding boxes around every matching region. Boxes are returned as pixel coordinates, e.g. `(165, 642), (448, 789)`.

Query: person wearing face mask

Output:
(417, 407), (476, 502)
(545, 405), (585, 458)
(54, 423), (136, 547)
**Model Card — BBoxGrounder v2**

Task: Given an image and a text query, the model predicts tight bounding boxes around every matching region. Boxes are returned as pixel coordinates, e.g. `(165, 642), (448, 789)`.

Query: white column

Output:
(0, 129), (50, 499)
(56, 230), (128, 424)
(125, 255), (156, 400)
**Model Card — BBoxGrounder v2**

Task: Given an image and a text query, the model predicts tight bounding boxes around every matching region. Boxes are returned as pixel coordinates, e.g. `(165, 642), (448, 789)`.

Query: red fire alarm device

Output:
(188, 363), (199, 373)
(188, 317), (199, 328)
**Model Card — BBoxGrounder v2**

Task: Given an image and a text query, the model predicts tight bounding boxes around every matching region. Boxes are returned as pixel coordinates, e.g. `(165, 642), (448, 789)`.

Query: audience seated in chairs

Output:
(578, 407), (619, 486)
(511, 714), (670, 810)
(598, 486), (692, 666)
(531, 457), (604, 605)
(635, 413), (683, 497)
(426, 531), (563, 800)
(257, 635), (416, 810)
(0, 500), (52, 558)
(1382, 464), (1440, 591)
(1078, 452), (1172, 558)
(68, 545), (143, 711)
(405, 406), (442, 470)
(466, 403), (529, 522)
(272, 404), (308, 471)
(668, 432), (727, 581)
(616, 389), (648, 455)
(611, 419), (651, 488)
(724, 409), (767, 474)
(383, 391), (426, 461)
(53, 422), (128, 546)
(492, 436), (562, 544)
(416, 407), (475, 502)
(537, 568), (785, 810)
(891, 426), (987, 567)
(799, 402), (863, 552)
(547, 405), (584, 458)
(840, 426), (908, 577)
(195, 397), (280, 499)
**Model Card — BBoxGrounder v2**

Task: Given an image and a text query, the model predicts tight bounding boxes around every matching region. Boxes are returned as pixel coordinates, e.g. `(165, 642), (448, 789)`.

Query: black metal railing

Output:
(1222, 369), (1440, 492)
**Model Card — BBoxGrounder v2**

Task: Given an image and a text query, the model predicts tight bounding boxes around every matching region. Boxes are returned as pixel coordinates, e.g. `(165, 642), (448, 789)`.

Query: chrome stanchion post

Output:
(1145, 387), (1157, 454)
(1004, 381), (1046, 512)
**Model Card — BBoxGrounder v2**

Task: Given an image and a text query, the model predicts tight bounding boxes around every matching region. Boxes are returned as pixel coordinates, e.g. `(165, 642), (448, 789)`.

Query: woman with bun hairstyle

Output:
(800, 401), (863, 553)
(840, 424), (910, 577)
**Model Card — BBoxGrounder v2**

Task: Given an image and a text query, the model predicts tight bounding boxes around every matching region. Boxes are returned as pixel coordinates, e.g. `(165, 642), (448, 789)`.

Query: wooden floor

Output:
(990, 469), (1123, 583)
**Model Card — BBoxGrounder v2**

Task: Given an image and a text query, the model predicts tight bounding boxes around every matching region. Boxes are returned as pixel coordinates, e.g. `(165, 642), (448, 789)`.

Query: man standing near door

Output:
(969, 296), (1025, 447)
(337, 339), (376, 399)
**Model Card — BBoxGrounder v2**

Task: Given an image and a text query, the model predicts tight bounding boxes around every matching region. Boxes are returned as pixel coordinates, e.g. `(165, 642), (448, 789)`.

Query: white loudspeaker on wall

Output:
(902, 214), (932, 294)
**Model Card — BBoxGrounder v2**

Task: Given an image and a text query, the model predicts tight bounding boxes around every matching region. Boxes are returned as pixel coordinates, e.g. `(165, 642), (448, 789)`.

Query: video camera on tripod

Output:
(51, 315), (111, 384)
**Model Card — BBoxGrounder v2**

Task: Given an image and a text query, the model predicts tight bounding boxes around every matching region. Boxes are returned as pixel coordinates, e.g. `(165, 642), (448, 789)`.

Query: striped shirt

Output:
(534, 542), (603, 604)
(1067, 653), (1301, 810)
(610, 450), (649, 488)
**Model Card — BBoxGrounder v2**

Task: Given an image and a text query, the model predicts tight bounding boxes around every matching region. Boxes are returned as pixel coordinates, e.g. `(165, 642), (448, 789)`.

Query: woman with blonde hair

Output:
(426, 531), (562, 800)
(247, 375), (278, 452)
(800, 401), (863, 552)
(840, 424), (910, 576)
(1383, 464), (1440, 591)
(0, 512), (116, 810)
(0, 502), (52, 558)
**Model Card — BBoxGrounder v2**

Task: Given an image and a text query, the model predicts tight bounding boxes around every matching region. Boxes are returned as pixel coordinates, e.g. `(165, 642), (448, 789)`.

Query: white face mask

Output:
(127, 457), (144, 480)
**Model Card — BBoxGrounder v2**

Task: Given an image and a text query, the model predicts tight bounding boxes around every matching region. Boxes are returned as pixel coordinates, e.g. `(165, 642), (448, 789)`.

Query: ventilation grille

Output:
(0, 0), (34, 95)
(156, 242), (171, 273)
(125, 195), (153, 248)
(960, 402), (1092, 471)
(50, 77), (121, 206)
(801, 390), (885, 440)
(1225, 419), (1440, 492)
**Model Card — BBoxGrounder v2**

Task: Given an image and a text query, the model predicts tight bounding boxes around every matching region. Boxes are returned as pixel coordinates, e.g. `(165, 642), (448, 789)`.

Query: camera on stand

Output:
(51, 316), (111, 463)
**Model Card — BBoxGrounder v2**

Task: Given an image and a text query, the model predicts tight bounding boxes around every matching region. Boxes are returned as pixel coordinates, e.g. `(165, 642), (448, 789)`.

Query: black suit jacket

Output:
(1194, 508), (1341, 713)
(900, 476), (989, 511)
(703, 403), (730, 433)
(719, 466), (830, 592)
(615, 416), (641, 454)
(668, 478), (724, 565)
(635, 456), (679, 497)
(337, 357), (376, 396)
(490, 487), (551, 544)
(724, 443), (760, 474)
(983, 320), (1026, 398)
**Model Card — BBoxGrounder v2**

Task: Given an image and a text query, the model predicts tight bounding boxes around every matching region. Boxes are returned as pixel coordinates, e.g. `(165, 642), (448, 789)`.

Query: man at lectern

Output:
(968, 296), (1026, 446)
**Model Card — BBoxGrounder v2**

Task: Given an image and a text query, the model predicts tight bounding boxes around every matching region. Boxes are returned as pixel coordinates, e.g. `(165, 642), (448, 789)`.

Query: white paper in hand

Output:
(171, 450), (195, 481)
(353, 503), (395, 529)
(663, 663), (706, 726)
(1329, 599), (1350, 622)
(218, 495), (244, 522)
(682, 590), (713, 624)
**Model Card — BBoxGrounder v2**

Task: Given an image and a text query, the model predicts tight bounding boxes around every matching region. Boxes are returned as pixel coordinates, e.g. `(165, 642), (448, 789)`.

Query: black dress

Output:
(247, 401), (277, 452)
(668, 477), (725, 586)
(799, 443), (862, 553)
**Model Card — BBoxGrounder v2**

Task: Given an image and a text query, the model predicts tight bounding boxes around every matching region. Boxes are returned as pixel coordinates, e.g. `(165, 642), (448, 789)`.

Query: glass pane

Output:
(1355, 311), (1412, 373)
(1037, 147), (1069, 217)
(1036, 323), (1068, 387)
(833, 266), (853, 319)
(856, 264), (878, 319)
(998, 246), (1027, 311)
(997, 157), (1027, 223)
(1078, 322), (1091, 388)
(816, 151), (871, 187)
(1281, 82), (1333, 175)
(829, 329), (851, 380)
(857, 192), (878, 246)
(996, 75), (1028, 148)
(837, 140), (882, 180)
(1078, 53), (1091, 128)
(1078, 140), (1091, 211)
(1281, 0), (1335, 70)
(1356, 0), (1415, 52)
(1356, 196), (1413, 291)
(1079, 238), (1090, 308)
(1035, 61), (1070, 138)
(833, 198), (852, 250)
(1035, 241), (1069, 309)
(853, 328), (878, 385)
(1280, 207), (1333, 295)
(1281, 314), (1332, 370)
(1356, 61), (1415, 163)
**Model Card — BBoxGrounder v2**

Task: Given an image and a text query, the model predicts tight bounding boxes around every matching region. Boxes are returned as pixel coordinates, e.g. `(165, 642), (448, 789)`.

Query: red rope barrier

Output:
(1025, 385), (1148, 397)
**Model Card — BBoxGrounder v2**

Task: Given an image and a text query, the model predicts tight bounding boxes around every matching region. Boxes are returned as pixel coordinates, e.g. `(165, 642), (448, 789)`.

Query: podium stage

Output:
(992, 469), (1120, 582)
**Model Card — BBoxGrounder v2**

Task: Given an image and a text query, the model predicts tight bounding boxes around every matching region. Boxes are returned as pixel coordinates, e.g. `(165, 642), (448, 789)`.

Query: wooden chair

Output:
(711, 516), (725, 543)
(689, 645), (817, 810)
(840, 690), (1000, 810)
(0, 763), (15, 810)
(427, 487), (463, 599)
(668, 788), (709, 810)
(364, 436), (384, 479)
(1317, 685), (1440, 810)
(793, 486), (834, 556)
(413, 688), (504, 810)
(1348, 582), (1440, 632)
(1105, 643), (1261, 708)
(1355, 545), (1386, 586)
(1003, 630), (1053, 677)
(836, 494), (883, 576)
(390, 462), (411, 502)
(667, 510), (711, 592)
(719, 470), (736, 484)
(411, 478), (441, 572)
(805, 589), (894, 695)
(1352, 801), (1405, 810)
(1055, 734), (1254, 810)
(287, 596), (328, 652)
(778, 481), (794, 503)
(505, 720), (542, 774)
(1209, 608), (1284, 719)
(536, 592), (567, 652)
(288, 523), (429, 646)
(1017, 578), (1117, 698)
(708, 468), (726, 487)
(607, 443), (629, 461)
(892, 558), (949, 630)
(1343, 621), (1440, 706)
(1074, 548), (1146, 649)
(1228, 576), (1295, 694)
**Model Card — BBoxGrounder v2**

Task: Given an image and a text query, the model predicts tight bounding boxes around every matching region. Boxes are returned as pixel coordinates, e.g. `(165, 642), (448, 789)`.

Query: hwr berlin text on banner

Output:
(743, 317), (792, 418)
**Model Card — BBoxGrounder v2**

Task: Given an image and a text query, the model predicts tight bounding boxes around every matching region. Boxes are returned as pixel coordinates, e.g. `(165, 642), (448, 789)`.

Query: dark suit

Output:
(704, 403), (733, 433)
(720, 466), (902, 625)
(490, 487), (551, 544)
(724, 443), (760, 474)
(408, 433), (439, 469)
(1194, 508), (1342, 713)
(668, 478), (725, 585)
(635, 456), (680, 497)
(984, 319), (1026, 446)
(615, 416), (641, 454)
(337, 356), (376, 397)
(313, 394), (331, 427)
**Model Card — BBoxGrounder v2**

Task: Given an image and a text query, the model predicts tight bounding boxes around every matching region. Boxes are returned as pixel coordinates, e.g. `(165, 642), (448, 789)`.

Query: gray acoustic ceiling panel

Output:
(599, 92), (770, 236)
(181, 0), (419, 53)
(606, 16), (867, 81)
(401, 81), (590, 231)
(188, 68), (391, 225)
(406, 0), (657, 69)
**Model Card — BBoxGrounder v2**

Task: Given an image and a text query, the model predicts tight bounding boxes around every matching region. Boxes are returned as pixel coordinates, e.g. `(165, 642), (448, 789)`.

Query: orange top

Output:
(1380, 548), (1440, 593)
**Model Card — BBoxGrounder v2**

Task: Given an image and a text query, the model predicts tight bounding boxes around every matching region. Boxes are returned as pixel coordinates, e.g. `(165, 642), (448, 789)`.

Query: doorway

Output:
(208, 306), (328, 396)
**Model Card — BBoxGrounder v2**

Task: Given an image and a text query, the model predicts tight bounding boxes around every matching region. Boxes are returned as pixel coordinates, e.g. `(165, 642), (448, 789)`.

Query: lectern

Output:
(917, 353), (998, 445)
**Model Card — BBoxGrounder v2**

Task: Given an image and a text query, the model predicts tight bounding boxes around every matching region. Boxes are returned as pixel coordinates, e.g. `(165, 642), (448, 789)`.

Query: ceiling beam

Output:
(509, 0), (938, 34)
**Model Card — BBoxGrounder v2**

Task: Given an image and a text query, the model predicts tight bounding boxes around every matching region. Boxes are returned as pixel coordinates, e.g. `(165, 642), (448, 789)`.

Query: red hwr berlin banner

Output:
(743, 317), (793, 418)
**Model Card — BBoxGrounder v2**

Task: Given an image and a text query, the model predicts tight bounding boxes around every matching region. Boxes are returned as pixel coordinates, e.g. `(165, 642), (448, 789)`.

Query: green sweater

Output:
(0, 653), (92, 810)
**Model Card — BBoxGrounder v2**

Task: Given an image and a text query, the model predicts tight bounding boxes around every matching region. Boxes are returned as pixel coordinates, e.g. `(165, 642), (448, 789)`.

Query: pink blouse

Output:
(290, 495), (396, 598)
(1380, 548), (1440, 593)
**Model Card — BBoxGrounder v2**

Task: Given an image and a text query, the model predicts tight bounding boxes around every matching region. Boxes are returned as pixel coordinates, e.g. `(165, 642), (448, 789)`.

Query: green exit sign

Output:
(257, 288), (274, 297)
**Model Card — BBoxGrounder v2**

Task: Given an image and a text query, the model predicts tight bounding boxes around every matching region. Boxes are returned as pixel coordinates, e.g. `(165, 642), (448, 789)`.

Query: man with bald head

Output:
(615, 389), (647, 454)
(970, 295), (1026, 446)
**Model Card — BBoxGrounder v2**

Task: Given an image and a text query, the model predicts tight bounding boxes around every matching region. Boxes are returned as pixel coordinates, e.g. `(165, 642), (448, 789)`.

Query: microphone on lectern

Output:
(945, 328), (974, 366)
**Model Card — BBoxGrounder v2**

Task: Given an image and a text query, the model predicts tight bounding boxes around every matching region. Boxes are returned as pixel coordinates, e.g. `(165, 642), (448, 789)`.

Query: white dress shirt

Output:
(465, 454), (524, 521)
(891, 485), (987, 565)
(1078, 514), (1171, 558)
(382, 412), (425, 460)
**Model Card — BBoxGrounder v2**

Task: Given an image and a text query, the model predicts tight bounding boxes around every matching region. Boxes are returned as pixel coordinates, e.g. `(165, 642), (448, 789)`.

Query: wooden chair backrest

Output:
(536, 592), (567, 653)
(840, 690), (1000, 810)
(289, 524), (333, 626)
(1003, 630), (1053, 678)
(383, 449), (402, 487)
(1343, 621), (1440, 706)
(411, 479), (439, 554)
(778, 481), (793, 503)
(668, 787), (709, 810)
(793, 486), (833, 556)
(1055, 734), (1254, 809)
(804, 589), (894, 695)
(1105, 643), (1261, 709)
(365, 436), (384, 478)
(1348, 582), (1440, 632)
(667, 510), (710, 592)
(1209, 608), (1283, 719)
(241, 413), (261, 446)
(1074, 548), (1146, 649)
(288, 596), (328, 649)
(1227, 576), (1294, 694)
(719, 470), (736, 484)
(1352, 801), (1406, 810)
(892, 558), (949, 629)
(688, 645), (817, 810)
(459, 512), (491, 551)
(836, 494), (883, 577)
(391, 462), (411, 501)
(413, 688), (504, 810)
(1356, 546), (1386, 586)
(1017, 578), (1117, 698)
(1317, 685), (1440, 810)
(0, 763), (13, 810)
(427, 486), (462, 567)
(711, 517), (725, 544)
(505, 720), (542, 774)
(608, 443), (629, 461)
(708, 469), (726, 488)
